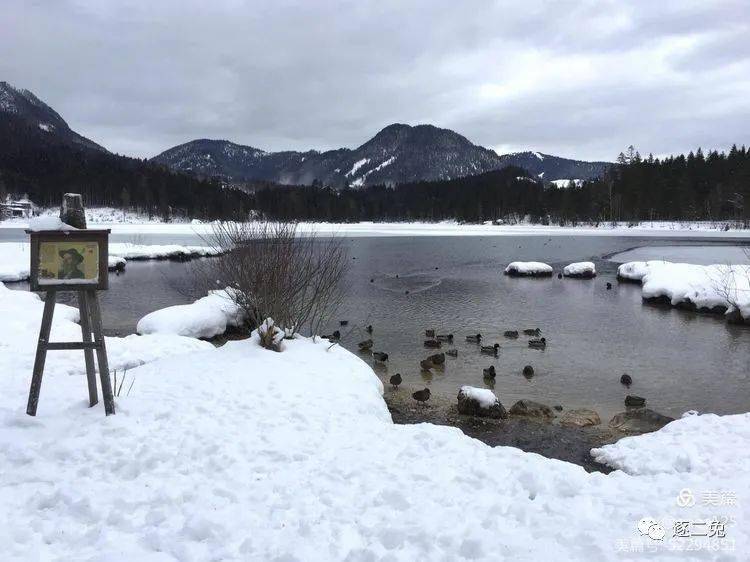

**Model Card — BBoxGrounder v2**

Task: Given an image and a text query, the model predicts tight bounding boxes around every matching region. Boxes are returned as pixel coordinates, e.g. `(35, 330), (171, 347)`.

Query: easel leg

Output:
(27, 291), (56, 416)
(88, 291), (115, 415)
(78, 291), (99, 407)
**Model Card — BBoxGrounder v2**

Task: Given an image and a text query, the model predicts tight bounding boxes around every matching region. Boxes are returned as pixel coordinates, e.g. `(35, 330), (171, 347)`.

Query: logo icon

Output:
(637, 518), (666, 541)
(677, 488), (696, 507)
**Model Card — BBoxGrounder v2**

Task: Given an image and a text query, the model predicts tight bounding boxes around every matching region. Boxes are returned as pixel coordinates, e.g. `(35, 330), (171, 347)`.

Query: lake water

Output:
(3, 228), (750, 421)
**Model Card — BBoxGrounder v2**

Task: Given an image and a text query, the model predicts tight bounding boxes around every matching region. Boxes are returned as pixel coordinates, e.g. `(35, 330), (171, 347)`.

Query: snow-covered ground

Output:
(137, 288), (244, 339)
(3, 214), (750, 238)
(0, 242), (219, 283)
(617, 260), (750, 321)
(0, 282), (747, 560)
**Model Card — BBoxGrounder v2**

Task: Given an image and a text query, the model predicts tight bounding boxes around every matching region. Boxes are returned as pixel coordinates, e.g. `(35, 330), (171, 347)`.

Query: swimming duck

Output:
(503, 330), (519, 338)
(436, 334), (453, 342)
(427, 353), (445, 365)
(620, 373), (632, 386)
(446, 349), (458, 358)
(466, 334), (482, 343)
(483, 365), (496, 378)
(420, 359), (434, 371)
(357, 339), (373, 351)
(372, 351), (389, 362)
(480, 343), (500, 355)
(528, 337), (546, 349)
(425, 329), (435, 338)
(522, 365), (534, 377)
(366, 325), (373, 334)
(523, 328), (541, 336)
(424, 339), (441, 348)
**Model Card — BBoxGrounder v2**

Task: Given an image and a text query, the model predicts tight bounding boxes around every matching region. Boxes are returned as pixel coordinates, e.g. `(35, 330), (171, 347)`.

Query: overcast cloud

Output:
(2, 0), (748, 161)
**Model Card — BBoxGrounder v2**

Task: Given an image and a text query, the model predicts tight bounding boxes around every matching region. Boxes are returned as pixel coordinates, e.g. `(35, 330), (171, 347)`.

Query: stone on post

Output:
(60, 193), (87, 229)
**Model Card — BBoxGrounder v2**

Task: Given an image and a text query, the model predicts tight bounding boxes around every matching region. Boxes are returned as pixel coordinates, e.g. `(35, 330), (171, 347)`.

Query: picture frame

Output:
(26, 229), (111, 291)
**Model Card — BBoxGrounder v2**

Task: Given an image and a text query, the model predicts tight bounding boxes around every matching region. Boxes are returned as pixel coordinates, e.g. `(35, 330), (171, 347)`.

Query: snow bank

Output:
(109, 242), (221, 261)
(0, 241), (217, 283)
(504, 261), (554, 277)
(563, 261), (596, 278)
(0, 281), (212, 379)
(459, 385), (498, 408)
(618, 260), (750, 321)
(137, 289), (245, 339)
(592, 412), (750, 477)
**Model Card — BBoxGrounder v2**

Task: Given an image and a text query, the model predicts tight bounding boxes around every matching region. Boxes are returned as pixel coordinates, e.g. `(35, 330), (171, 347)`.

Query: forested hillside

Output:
(0, 117), (252, 221)
(249, 146), (750, 225)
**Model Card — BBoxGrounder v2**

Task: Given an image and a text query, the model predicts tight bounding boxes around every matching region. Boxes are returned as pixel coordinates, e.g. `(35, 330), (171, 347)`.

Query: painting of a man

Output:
(58, 248), (86, 279)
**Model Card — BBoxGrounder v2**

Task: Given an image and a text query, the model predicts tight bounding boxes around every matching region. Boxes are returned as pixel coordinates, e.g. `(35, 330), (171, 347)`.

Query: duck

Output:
(480, 343), (500, 355)
(466, 333), (482, 343)
(323, 330), (341, 341)
(436, 334), (453, 342)
(528, 337), (546, 349)
(523, 328), (541, 336)
(389, 373), (402, 389)
(503, 330), (519, 338)
(606, 282), (613, 290)
(483, 365), (496, 378)
(424, 339), (441, 348)
(557, 273), (563, 279)
(412, 388), (431, 404)
(427, 353), (445, 365)
(357, 339), (373, 351)
(425, 329), (436, 338)
(339, 320), (349, 326)
(366, 325), (373, 334)
(446, 349), (458, 358)
(522, 365), (534, 377)
(420, 359), (434, 371)
(372, 351), (389, 362)
(620, 373), (633, 387)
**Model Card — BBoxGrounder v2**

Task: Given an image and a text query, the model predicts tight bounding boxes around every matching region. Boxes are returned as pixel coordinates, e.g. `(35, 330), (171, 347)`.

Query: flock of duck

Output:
(352, 325), (548, 406)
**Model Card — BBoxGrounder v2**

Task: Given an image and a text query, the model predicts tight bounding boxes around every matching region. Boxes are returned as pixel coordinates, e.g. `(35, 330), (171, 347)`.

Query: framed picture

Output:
(27, 229), (110, 291)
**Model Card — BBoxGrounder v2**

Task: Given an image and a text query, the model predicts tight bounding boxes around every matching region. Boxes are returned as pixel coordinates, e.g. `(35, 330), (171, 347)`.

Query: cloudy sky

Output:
(2, 0), (749, 161)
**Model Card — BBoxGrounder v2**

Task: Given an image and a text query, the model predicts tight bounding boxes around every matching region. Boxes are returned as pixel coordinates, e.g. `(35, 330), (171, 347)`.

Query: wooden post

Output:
(78, 291), (99, 407)
(26, 291), (56, 416)
(87, 290), (115, 415)
(60, 193), (87, 229)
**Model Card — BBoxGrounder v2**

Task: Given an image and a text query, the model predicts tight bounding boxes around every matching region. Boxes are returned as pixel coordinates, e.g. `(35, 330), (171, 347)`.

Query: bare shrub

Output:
(202, 221), (349, 342)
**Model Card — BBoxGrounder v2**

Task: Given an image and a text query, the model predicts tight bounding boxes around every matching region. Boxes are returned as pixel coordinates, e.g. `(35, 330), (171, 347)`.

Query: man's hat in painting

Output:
(59, 248), (84, 264)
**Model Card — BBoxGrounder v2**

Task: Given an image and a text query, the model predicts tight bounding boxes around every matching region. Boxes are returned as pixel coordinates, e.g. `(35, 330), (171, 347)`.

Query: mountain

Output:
(496, 151), (610, 182)
(0, 82), (251, 219)
(0, 81), (106, 152)
(153, 124), (611, 187)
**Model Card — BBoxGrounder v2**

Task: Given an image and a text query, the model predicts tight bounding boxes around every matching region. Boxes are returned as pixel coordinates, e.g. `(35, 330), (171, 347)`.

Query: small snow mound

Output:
(459, 386), (498, 408)
(137, 289), (245, 339)
(563, 261), (596, 278)
(504, 261), (553, 277)
(28, 216), (76, 231)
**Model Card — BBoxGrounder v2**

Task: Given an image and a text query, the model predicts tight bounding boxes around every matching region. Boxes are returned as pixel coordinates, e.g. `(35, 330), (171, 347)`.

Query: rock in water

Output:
(457, 387), (508, 419)
(609, 409), (675, 433)
(60, 193), (86, 229)
(625, 395), (646, 407)
(560, 408), (601, 428)
(509, 399), (554, 419)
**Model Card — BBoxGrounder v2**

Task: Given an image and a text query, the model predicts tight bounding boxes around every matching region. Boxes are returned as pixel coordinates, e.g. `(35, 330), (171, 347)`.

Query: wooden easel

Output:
(25, 222), (115, 417)
(26, 290), (115, 416)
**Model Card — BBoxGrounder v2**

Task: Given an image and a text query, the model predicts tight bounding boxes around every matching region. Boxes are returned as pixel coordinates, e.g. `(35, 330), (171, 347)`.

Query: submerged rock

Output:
(509, 399), (554, 419)
(560, 408), (601, 428)
(625, 395), (646, 407)
(457, 386), (508, 419)
(609, 409), (675, 434)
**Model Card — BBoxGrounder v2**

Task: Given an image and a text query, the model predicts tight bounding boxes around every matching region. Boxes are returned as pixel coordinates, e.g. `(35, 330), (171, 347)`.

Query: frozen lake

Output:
(3, 228), (749, 420)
